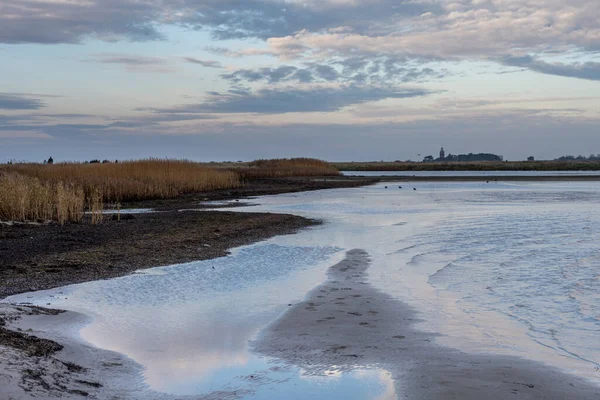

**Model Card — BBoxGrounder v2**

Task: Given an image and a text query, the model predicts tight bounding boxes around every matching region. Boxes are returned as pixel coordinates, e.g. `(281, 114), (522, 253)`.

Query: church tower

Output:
(440, 147), (445, 161)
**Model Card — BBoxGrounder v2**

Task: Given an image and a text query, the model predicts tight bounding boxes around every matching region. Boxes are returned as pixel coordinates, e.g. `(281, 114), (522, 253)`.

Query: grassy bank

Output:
(334, 161), (600, 172)
(226, 158), (341, 180)
(0, 158), (338, 224)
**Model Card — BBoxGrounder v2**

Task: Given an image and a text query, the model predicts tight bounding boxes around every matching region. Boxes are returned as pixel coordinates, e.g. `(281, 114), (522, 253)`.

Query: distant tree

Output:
(423, 155), (434, 162)
(438, 152), (503, 162)
(89, 159), (100, 164)
(527, 156), (535, 161)
(47, 156), (54, 164)
(102, 159), (110, 164)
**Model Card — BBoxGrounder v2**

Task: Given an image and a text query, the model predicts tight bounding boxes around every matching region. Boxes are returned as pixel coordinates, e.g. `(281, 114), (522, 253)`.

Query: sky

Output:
(1, 0), (599, 162)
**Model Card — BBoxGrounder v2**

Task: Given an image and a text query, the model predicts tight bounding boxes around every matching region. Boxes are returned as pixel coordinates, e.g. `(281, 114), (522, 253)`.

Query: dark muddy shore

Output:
(0, 177), (375, 395)
(0, 177), (376, 300)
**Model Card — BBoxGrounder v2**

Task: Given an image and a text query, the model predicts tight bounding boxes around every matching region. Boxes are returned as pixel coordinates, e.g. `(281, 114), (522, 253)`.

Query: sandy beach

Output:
(3, 249), (600, 399)
(254, 250), (600, 399)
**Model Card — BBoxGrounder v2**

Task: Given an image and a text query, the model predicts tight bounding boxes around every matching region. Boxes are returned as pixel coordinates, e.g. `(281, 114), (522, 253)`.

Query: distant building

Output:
(439, 147), (445, 161)
(527, 156), (535, 161)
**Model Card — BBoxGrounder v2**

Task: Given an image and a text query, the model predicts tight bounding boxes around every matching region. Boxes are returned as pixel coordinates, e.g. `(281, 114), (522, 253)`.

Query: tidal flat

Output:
(3, 178), (600, 399)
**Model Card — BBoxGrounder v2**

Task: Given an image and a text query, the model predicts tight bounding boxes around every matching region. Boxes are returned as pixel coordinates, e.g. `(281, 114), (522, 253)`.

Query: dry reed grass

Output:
(0, 173), (84, 224)
(231, 158), (340, 180)
(0, 158), (336, 224)
(5, 159), (241, 202)
(0, 159), (240, 224)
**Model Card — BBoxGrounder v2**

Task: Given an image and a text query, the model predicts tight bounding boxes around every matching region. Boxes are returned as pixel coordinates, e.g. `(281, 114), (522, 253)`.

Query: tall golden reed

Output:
(5, 159), (241, 203)
(0, 159), (241, 224)
(0, 158), (337, 224)
(231, 158), (340, 180)
(0, 173), (84, 224)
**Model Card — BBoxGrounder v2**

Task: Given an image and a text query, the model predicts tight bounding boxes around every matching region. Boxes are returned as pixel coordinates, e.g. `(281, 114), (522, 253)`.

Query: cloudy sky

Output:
(1, 0), (599, 162)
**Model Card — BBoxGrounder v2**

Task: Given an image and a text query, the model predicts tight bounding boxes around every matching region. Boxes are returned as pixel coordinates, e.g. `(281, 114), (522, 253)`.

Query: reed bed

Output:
(0, 159), (240, 224)
(5, 159), (241, 203)
(231, 158), (340, 180)
(0, 158), (338, 224)
(0, 173), (84, 224)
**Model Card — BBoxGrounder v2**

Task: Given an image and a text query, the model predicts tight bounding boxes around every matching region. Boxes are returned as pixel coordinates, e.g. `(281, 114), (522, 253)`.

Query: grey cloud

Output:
(291, 69), (315, 83)
(314, 65), (339, 81)
(501, 55), (600, 81)
(0, 112), (219, 140)
(0, 93), (46, 110)
(183, 57), (223, 68)
(0, 0), (431, 44)
(89, 53), (173, 73)
(145, 86), (434, 114)
(0, 0), (163, 44)
(222, 66), (302, 83)
(221, 58), (446, 85)
(176, 0), (430, 41)
(91, 53), (167, 66)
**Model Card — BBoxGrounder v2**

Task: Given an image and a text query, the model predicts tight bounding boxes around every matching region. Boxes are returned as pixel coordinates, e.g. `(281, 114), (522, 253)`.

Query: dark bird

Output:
(413, 188), (417, 191)
(385, 186), (388, 189)
(399, 186), (402, 189)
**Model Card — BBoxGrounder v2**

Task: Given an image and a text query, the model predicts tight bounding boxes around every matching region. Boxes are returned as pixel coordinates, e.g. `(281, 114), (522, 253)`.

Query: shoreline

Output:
(3, 177), (600, 398)
(0, 177), (375, 398)
(254, 250), (600, 399)
(341, 174), (600, 181)
(0, 177), (376, 300)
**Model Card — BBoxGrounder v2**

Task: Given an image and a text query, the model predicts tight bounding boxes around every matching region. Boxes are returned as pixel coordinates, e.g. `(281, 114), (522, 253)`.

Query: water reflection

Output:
(7, 180), (600, 396)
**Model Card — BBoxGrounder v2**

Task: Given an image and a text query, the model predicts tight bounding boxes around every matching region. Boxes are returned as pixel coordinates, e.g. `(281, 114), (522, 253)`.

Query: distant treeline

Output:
(556, 155), (600, 161)
(334, 161), (600, 172)
(441, 153), (503, 162)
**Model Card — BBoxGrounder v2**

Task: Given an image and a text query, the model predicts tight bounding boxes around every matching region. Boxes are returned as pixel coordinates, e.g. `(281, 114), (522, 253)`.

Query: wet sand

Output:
(253, 250), (600, 399)
(3, 177), (600, 398)
(0, 303), (153, 399)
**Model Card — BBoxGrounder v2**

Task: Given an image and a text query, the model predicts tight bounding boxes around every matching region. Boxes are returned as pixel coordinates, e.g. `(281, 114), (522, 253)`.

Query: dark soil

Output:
(0, 326), (63, 357)
(0, 177), (376, 300)
(0, 211), (320, 299)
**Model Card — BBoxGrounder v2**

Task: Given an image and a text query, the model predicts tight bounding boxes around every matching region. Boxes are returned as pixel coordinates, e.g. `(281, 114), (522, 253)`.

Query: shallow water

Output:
(342, 170), (600, 177)
(7, 180), (600, 396)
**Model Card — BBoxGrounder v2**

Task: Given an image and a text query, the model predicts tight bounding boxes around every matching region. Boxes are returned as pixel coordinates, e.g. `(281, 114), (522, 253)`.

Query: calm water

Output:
(342, 170), (600, 177)
(7, 180), (600, 397)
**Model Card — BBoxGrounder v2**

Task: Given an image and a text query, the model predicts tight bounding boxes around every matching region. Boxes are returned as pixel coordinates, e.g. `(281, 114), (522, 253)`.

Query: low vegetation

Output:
(334, 161), (600, 172)
(0, 158), (338, 224)
(0, 173), (84, 225)
(229, 158), (341, 180)
(0, 159), (241, 224)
